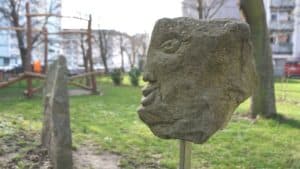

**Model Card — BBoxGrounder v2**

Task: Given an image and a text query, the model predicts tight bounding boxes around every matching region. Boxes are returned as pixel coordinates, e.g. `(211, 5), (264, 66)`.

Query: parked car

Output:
(284, 57), (300, 78)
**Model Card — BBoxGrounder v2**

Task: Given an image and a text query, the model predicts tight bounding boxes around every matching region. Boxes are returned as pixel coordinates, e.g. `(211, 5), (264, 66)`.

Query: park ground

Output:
(0, 77), (300, 169)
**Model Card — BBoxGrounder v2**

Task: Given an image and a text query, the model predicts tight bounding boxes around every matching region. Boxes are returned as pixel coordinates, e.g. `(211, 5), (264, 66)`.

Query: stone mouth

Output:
(141, 83), (158, 107)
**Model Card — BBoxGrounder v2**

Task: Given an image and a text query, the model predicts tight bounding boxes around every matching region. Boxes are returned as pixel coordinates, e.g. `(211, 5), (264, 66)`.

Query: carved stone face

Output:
(138, 18), (256, 144)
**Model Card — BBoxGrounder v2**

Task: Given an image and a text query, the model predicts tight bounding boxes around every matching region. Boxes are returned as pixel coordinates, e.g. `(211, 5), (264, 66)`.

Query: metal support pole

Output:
(179, 140), (192, 169)
(26, 2), (33, 98)
(43, 27), (48, 73)
(87, 14), (97, 94)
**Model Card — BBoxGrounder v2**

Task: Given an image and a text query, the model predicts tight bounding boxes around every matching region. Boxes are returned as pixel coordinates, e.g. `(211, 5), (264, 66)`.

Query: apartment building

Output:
(267, 0), (296, 75)
(61, 29), (117, 71)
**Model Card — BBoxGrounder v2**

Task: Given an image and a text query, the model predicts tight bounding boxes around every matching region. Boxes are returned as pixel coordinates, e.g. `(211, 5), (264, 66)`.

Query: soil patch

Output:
(0, 130), (51, 169)
(0, 131), (121, 169)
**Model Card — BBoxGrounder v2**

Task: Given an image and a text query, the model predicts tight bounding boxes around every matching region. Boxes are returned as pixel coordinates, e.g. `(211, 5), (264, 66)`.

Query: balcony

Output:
(271, 43), (293, 54)
(269, 21), (294, 31)
(271, 0), (295, 9)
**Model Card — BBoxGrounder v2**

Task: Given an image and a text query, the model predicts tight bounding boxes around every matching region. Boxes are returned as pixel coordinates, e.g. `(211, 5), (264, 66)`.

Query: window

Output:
(278, 12), (289, 21)
(287, 35), (291, 43)
(288, 11), (294, 21)
(277, 34), (292, 43)
(271, 14), (277, 21)
(0, 58), (4, 66)
(3, 58), (9, 65)
(270, 37), (275, 43)
(0, 46), (8, 55)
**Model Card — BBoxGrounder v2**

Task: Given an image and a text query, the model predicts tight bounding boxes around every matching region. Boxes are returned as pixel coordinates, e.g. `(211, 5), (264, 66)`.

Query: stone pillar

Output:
(41, 55), (73, 169)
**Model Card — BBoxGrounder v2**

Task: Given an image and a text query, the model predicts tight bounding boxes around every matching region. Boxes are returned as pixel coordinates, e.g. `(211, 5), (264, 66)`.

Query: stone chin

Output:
(138, 82), (219, 144)
(138, 107), (214, 144)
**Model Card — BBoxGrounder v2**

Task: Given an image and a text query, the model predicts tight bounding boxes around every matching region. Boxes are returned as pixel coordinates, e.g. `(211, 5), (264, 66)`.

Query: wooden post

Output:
(87, 14), (97, 94)
(26, 2), (33, 98)
(43, 27), (48, 73)
(179, 140), (192, 169)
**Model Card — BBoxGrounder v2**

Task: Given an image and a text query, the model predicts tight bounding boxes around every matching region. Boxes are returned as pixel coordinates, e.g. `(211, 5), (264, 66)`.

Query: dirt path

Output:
(73, 146), (120, 169)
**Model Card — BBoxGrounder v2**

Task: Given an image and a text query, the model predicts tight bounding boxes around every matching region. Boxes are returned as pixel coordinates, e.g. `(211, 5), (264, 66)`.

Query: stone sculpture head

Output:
(138, 18), (256, 144)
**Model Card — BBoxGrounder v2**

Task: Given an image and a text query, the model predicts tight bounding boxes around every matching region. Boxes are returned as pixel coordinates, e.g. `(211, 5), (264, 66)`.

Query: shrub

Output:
(110, 68), (123, 86)
(128, 67), (141, 87)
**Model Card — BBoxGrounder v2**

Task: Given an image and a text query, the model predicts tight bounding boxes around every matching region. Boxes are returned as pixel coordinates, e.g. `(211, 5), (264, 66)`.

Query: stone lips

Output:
(138, 17), (257, 144)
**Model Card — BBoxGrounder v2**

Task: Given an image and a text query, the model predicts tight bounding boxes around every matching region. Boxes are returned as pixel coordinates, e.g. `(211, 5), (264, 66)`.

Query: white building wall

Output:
(207, 0), (240, 19)
(0, 31), (9, 57)
(182, 0), (241, 19)
(264, 0), (271, 23)
(293, 0), (300, 57)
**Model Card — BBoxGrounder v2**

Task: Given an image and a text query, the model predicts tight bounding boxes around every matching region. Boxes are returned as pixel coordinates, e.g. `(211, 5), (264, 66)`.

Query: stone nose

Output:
(143, 71), (156, 82)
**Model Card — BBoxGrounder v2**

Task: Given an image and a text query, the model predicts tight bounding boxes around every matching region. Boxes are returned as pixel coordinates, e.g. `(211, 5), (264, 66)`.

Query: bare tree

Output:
(240, 0), (277, 118)
(128, 36), (138, 68)
(197, 0), (203, 18)
(0, 0), (60, 69)
(196, 0), (229, 19)
(137, 33), (148, 70)
(96, 29), (114, 74)
(125, 33), (148, 69)
(118, 33), (126, 72)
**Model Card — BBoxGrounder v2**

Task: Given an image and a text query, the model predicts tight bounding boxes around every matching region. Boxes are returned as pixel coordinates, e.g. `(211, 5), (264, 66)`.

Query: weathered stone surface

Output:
(138, 18), (257, 144)
(41, 55), (73, 169)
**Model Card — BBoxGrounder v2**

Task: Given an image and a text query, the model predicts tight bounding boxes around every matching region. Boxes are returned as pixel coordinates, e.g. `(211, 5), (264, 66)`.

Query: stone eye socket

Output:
(160, 39), (181, 53)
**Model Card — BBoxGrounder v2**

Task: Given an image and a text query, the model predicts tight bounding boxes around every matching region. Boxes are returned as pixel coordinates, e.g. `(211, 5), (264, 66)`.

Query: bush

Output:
(128, 67), (141, 87)
(110, 68), (123, 86)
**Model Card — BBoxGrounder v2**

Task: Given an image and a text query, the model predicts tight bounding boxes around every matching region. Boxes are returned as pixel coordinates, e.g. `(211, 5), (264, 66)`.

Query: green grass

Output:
(0, 77), (300, 169)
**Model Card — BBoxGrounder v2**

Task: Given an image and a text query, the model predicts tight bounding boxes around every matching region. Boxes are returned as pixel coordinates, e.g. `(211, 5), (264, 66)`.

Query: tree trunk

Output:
(129, 44), (136, 68)
(83, 56), (90, 85)
(128, 54), (134, 68)
(98, 31), (109, 74)
(132, 52), (136, 69)
(80, 34), (90, 86)
(15, 30), (27, 70)
(121, 48), (125, 72)
(119, 35), (125, 72)
(197, 0), (203, 19)
(10, 1), (27, 70)
(101, 54), (109, 74)
(240, 0), (277, 118)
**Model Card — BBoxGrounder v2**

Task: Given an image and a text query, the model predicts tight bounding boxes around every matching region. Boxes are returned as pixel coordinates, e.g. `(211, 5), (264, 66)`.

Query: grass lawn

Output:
(0, 76), (300, 169)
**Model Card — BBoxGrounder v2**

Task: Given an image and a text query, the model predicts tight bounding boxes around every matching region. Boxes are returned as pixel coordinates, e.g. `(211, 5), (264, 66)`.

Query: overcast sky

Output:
(62, 0), (183, 35)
